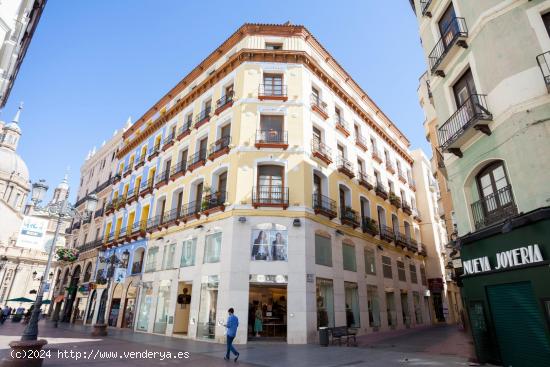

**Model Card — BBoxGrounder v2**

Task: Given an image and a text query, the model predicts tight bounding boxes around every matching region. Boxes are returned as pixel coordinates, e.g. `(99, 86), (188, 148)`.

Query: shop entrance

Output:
(108, 283), (123, 327)
(248, 284), (287, 341)
(173, 282), (192, 335)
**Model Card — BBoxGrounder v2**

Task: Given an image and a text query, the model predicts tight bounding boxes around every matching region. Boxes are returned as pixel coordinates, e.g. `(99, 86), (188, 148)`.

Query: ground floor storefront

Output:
(128, 215), (433, 344)
(460, 207), (550, 366)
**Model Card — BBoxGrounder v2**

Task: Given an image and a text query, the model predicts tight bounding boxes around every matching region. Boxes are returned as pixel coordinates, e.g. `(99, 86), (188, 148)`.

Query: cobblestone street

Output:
(0, 321), (479, 367)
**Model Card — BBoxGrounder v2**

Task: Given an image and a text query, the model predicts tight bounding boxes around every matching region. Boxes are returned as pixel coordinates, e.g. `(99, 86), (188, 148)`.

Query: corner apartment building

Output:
(87, 23), (441, 345)
(410, 1), (550, 365)
(53, 128), (124, 326)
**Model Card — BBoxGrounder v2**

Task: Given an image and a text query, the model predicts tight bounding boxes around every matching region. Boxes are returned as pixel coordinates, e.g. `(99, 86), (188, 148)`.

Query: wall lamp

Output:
(335, 229), (344, 236)
(377, 245), (384, 251)
(238, 217), (246, 223)
(293, 219), (301, 227)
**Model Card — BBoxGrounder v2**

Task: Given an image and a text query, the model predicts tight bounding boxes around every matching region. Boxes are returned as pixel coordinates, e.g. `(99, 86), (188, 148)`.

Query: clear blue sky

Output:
(3, 0), (427, 202)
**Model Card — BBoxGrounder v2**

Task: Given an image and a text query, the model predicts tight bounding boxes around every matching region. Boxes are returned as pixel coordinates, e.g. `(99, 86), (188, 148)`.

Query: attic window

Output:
(266, 43), (283, 50)
(208, 68), (216, 75)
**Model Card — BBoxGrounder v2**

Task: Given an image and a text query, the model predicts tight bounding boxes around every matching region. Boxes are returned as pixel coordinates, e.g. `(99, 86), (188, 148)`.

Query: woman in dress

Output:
(271, 232), (287, 261)
(254, 305), (263, 337)
(252, 231), (268, 260)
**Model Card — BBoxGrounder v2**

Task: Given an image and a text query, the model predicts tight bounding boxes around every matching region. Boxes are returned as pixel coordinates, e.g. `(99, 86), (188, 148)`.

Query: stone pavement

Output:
(0, 320), (478, 367)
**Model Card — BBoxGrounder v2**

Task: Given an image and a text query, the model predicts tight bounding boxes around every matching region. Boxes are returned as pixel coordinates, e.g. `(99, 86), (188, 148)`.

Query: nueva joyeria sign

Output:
(463, 244), (544, 275)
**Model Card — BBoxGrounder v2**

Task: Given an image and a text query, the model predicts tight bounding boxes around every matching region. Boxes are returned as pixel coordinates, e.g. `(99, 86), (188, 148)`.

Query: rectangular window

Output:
(382, 256), (392, 279)
(410, 264), (418, 284)
(263, 74), (284, 96)
(197, 275), (219, 339)
(136, 282), (153, 331)
(345, 282), (360, 327)
(397, 261), (406, 282)
(315, 234), (332, 267)
(316, 278), (334, 329)
(145, 247), (158, 272)
(204, 232), (222, 263)
(180, 238), (197, 267)
(364, 248), (376, 275)
(367, 285), (381, 328)
(453, 68), (477, 106)
(265, 42), (283, 50)
(342, 243), (356, 272)
(153, 280), (171, 333)
(162, 243), (176, 270)
(413, 291), (423, 324)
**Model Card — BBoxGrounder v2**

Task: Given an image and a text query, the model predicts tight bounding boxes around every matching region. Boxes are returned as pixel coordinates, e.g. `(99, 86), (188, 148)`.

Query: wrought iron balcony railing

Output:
(202, 191), (227, 215)
(335, 118), (350, 137)
(170, 160), (187, 180)
(336, 157), (355, 179)
(187, 149), (207, 172)
(311, 139), (332, 164)
(162, 132), (175, 151)
(358, 171), (374, 190)
(195, 106), (211, 129)
(181, 200), (201, 221)
(310, 95), (328, 119)
(340, 207), (359, 228)
(471, 185), (518, 230)
(420, 0), (434, 17)
(255, 130), (288, 148)
(177, 121), (192, 140)
(215, 91), (234, 114)
(380, 225), (394, 243)
(362, 217), (379, 236)
(375, 182), (389, 199)
(252, 186), (289, 208)
(154, 170), (170, 189)
(148, 145), (161, 160)
(437, 94), (492, 153)
(209, 136), (231, 160)
(355, 135), (368, 151)
(429, 17), (468, 76)
(312, 194), (337, 219)
(139, 177), (154, 196)
(258, 84), (287, 100)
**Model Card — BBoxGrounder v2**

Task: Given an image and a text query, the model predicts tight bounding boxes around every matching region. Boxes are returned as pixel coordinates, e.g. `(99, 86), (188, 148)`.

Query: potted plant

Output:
(363, 218), (379, 235)
(56, 248), (78, 262)
(389, 192), (401, 208)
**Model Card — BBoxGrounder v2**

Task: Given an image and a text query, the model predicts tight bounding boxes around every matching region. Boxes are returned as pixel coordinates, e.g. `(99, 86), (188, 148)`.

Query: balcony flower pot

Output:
(56, 248), (78, 262)
(363, 218), (379, 236)
(389, 193), (401, 208)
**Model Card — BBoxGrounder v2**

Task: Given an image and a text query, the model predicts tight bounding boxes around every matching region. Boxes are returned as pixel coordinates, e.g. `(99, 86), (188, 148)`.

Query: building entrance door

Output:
(487, 282), (550, 366)
(248, 284), (287, 341)
(173, 282), (192, 335)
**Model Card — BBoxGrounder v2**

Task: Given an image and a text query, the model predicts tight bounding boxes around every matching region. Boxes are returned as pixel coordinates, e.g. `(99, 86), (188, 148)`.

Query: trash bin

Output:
(319, 327), (329, 346)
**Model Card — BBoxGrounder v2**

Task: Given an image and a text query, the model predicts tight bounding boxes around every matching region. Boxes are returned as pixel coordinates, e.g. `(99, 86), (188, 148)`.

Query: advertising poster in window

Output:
(250, 226), (288, 261)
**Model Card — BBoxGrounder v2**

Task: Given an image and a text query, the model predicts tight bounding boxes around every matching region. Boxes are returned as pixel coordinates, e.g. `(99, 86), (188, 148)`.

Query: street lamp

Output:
(92, 249), (129, 336)
(0, 255), (8, 270)
(8, 180), (97, 366)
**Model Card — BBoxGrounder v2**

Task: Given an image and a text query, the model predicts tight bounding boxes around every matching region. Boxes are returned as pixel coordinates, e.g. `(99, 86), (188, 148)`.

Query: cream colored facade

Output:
(87, 23), (446, 344)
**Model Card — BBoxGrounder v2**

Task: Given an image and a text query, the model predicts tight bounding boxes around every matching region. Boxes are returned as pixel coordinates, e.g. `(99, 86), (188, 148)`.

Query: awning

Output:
(54, 295), (65, 303)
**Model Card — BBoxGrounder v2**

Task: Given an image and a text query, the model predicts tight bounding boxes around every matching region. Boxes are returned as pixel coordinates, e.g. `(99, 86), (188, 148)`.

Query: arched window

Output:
(83, 263), (92, 282)
(472, 161), (517, 229)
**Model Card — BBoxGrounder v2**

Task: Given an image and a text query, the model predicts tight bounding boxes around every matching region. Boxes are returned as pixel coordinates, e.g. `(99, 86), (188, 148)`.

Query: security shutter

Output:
(487, 282), (550, 367)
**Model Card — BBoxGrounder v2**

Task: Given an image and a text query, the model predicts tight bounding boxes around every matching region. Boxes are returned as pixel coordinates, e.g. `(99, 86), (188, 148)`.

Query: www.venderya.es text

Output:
(11, 349), (190, 361)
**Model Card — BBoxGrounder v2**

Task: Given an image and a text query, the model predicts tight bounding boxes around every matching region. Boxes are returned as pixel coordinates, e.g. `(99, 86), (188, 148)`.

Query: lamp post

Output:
(91, 249), (129, 336)
(5, 180), (97, 367)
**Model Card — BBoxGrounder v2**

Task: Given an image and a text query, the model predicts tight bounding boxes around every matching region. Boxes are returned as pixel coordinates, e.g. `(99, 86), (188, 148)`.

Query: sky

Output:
(3, 0), (427, 202)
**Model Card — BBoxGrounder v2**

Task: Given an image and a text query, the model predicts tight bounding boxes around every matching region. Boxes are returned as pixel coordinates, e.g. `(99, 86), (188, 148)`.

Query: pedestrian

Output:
(224, 308), (239, 362)
(0, 305), (9, 324)
(254, 305), (263, 337)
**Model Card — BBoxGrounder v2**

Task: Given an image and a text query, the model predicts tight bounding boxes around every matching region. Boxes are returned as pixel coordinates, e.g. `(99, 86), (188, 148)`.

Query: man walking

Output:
(224, 308), (240, 362)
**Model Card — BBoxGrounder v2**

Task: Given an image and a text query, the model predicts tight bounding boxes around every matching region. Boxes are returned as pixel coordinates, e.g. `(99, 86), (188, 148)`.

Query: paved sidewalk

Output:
(0, 320), (475, 367)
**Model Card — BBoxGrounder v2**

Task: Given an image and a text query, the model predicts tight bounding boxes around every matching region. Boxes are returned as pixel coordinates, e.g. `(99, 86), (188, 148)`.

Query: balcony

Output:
(362, 217), (379, 236)
(420, 0), (434, 17)
(310, 95), (328, 120)
(129, 220), (147, 240)
(385, 161), (396, 175)
(131, 261), (143, 275)
(209, 136), (231, 161)
(126, 189), (138, 205)
(311, 140), (332, 165)
(162, 133), (175, 151)
(408, 238), (419, 253)
(123, 166), (133, 178)
(372, 149), (383, 164)
(147, 145), (161, 161)
(389, 192), (401, 209)
(355, 135), (368, 151)
(252, 186), (289, 209)
(215, 92), (234, 115)
(105, 232), (116, 246)
(419, 247), (427, 257)
(429, 17), (468, 77)
(471, 185), (518, 230)
(437, 94), (492, 157)
(357, 172), (374, 190)
(336, 157), (355, 179)
(187, 149), (207, 172)
(77, 239), (104, 254)
(146, 215), (162, 233)
(161, 208), (181, 229)
(402, 202), (413, 216)
(154, 170), (170, 190)
(340, 207), (360, 228)
(114, 228), (125, 245)
(255, 130), (288, 149)
(312, 194), (337, 219)
(112, 173), (122, 184)
(409, 179), (417, 192)
(202, 191), (227, 216)
(335, 119), (350, 137)
(398, 169), (407, 184)
(105, 201), (114, 215)
(181, 200), (201, 222)
(195, 107), (211, 129)
(134, 156), (146, 170)
(537, 51), (550, 93)
(395, 232), (408, 249)
(375, 182), (389, 200)
(412, 208), (421, 222)
(177, 122), (192, 141)
(170, 160), (187, 181)
(258, 84), (287, 101)
(380, 225), (394, 243)
(139, 178), (154, 197)
(94, 207), (104, 219)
